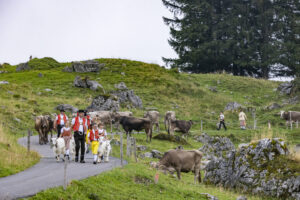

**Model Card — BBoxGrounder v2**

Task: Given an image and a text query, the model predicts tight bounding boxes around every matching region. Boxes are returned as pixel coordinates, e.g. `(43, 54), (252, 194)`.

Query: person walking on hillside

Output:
(60, 121), (72, 160)
(54, 109), (68, 137)
(88, 123), (100, 164)
(72, 110), (87, 163)
(239, 110), (247, 130)
(217, 112), (227, 131)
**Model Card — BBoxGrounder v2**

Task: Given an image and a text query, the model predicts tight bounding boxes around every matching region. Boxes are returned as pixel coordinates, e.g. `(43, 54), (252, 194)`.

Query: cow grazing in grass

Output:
(168, 120), (193, 137)
(119, 116), (153, 142)
(144, 111), (160, 133)
(164, 111), (176, 134)
(152, 149), (203, 183)
(35, 115), (54, 145)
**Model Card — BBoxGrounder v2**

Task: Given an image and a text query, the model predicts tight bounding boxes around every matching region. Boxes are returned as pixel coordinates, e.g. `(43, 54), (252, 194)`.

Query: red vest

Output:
(86, 116), (91, 129)
(89, 129), (99, 141)
(57, 114), (67, 125)
(73, 117), (86, 132)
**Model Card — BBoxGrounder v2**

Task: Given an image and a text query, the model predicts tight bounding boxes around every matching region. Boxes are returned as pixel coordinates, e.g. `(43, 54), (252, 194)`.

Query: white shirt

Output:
(71, 117), (87, 133)
(55, 114), (68, 125)
(220, 114), (225, 121)
(98, 129), (107, 136)
(98, 129), (107, 142)
(239, 112), (247, 121)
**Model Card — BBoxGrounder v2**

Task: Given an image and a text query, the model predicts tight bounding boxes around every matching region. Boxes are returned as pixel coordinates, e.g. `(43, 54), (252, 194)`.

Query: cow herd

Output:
(34, 110), (194, 145)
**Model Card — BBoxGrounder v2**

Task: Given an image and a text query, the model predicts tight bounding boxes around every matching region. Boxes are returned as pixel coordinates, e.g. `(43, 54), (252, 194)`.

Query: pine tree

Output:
(162, 0), (300, 79)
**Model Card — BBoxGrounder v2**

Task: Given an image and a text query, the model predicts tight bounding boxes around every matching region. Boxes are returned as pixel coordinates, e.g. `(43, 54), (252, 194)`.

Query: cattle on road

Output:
(35, 115), (54, 145)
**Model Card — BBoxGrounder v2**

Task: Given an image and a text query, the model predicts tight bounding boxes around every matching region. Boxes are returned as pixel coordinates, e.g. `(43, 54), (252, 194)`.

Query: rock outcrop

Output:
(199, 133), (300, 199)
(277, 82), (293, 95)
(63, 60), (104, 73)
(111, 82), (143, 109)
(86, 95), (119, 112)
(55, 104), (78, 113)
(16, 62), (30, 72)
(73, 76), (104, 92)
(224, 102), (243, 111)
(86, 82), (143, 111)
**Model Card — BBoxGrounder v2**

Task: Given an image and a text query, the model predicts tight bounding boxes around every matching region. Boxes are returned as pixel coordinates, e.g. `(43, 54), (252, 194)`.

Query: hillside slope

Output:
(0, 58), (299, 199)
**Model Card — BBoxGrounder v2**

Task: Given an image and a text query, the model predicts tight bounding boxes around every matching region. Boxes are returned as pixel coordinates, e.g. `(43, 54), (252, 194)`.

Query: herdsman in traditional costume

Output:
(87, 123), (100, 164)
(54, 109), (68, 137)
(72, 109), (87, 163)
(85, 111), (92, 154)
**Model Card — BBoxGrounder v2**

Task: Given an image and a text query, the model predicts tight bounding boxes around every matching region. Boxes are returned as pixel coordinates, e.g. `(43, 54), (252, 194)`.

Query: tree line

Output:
(162, 0), (300, 80)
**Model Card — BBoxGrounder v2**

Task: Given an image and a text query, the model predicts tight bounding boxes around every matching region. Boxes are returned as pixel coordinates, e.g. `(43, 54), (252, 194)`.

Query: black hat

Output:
(78, 109), (85, 113)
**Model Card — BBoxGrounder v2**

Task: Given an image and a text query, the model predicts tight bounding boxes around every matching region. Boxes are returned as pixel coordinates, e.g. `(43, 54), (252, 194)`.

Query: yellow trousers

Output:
(91, 141), (99, 155)
(86, 130), (90, 144)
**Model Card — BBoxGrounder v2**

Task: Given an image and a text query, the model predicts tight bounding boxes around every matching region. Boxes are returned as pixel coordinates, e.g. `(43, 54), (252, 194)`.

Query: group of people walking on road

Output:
(54, 109), (107, 164)
(217, 110), (247, 131)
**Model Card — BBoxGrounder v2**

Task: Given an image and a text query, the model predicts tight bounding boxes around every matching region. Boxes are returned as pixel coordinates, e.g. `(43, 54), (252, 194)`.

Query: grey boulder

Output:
(64, 60), (105, 73)
(55, 104), (78, 113)
(16, 62), (30, 72)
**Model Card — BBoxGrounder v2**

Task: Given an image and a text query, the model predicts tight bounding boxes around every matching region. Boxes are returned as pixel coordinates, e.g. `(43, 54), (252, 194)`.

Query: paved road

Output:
(0, 136), (123, 200)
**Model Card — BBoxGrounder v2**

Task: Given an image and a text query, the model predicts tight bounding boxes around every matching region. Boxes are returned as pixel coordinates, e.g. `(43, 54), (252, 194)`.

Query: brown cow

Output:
(168, 120), (193, 136)
(280, 111), (300, 126)
(118, 116), (153, 142)
(164, 111), (176, 134)
(152, 149), (202, 183)
(144, 111), (160, 133)
(34, 115), (54, 145)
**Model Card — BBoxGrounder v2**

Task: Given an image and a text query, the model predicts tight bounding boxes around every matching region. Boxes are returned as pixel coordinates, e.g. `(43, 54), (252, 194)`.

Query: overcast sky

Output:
(0, 0), (176, 66)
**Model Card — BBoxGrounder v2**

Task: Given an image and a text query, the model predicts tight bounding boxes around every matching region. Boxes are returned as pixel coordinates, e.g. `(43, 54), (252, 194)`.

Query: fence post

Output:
(200, 120), (203, 132)
(253, 112), (256, 130)
(27, 129), (31, 153)
(133, 138), (137, 162)
(126, 134), (131, 157)
(63, 158), (67, 190)
(120, 132), (123, 167)
(290, 111), (293, 130)
(268, 121), (271, 130)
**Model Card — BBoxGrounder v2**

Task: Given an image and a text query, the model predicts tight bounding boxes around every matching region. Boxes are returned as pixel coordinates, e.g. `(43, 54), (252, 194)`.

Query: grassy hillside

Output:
(0, 57), (299, 199)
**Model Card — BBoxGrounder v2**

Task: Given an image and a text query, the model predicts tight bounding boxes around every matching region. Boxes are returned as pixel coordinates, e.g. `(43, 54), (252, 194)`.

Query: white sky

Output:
(0, 0), (176, 66)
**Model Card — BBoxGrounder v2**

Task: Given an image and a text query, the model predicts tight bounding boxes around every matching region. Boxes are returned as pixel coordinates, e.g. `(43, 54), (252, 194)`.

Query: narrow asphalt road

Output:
(0, 136), (123, 200)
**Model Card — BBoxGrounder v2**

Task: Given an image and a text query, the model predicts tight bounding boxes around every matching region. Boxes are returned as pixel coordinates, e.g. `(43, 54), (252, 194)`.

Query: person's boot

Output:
(101, 155), (104, 161)
(75, 156), (79, 162)
(80, 155), (85, 163)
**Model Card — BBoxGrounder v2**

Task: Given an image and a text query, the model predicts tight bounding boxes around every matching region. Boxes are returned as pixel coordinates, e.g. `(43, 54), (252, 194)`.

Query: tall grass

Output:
(0, 121), (39, 177)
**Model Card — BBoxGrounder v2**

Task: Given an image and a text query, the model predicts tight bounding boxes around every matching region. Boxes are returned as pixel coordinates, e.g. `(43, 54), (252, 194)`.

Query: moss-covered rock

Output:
(200, 134), (300, 199)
